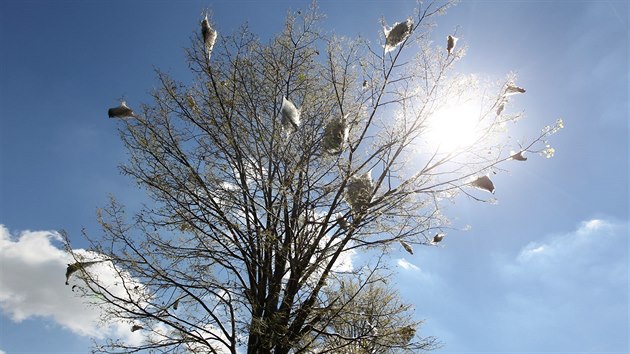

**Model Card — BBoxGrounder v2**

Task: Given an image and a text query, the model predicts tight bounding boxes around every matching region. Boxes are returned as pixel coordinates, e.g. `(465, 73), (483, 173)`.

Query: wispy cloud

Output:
(397, 258), (421, 271)
(406, 218), (628, 353)
(493, 218), (628, 351)
(508, 218), (627, 280)
(0, 225), (144, 345)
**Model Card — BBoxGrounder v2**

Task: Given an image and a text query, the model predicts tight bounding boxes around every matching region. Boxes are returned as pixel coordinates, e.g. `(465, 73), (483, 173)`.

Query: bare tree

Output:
(67, 1), (562, 353)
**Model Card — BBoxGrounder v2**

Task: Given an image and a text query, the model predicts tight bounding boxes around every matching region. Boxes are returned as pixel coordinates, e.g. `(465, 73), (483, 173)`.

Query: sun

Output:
(425, 100), (483, 153)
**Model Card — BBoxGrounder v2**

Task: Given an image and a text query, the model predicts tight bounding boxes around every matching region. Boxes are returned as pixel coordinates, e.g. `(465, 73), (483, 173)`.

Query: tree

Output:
(67, 1), (562, 353)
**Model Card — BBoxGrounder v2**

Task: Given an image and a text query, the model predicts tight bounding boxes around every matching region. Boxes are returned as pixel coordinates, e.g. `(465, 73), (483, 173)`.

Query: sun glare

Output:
(425, 101), (482, 152)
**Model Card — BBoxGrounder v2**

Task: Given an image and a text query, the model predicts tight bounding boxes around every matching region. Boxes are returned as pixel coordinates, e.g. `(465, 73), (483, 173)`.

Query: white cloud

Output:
(316, 233), (356, 274)
(405, 218), (628, 353)
(290, 235), (356, 288)
(0, 225), (144, 345)
(0, 223), (353, 353)
(493, 218), (629, 351)
(332, 245), (356, 273)
(184, 324), (233, 354)
(396, 258), (420, 271)
(518, 244), (545, 259)
(506, 217), (627, 287)
(581, 218), (604, 231)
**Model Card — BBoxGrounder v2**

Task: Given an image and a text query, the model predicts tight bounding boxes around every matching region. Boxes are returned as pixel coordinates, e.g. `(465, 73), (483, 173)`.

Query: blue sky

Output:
(0, 0), (628, 353)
